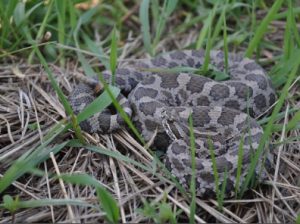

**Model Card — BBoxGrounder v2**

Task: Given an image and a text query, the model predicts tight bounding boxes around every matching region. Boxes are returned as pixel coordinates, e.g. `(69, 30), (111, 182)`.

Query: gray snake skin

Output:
(69, 50), (276, 197)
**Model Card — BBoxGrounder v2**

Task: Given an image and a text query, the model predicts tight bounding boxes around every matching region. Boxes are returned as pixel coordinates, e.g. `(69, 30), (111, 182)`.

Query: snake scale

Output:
(69, 50), (276, 197)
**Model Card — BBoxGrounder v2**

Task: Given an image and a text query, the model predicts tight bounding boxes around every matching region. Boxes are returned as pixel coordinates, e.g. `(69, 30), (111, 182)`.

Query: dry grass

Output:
(0, 12), (300, 224)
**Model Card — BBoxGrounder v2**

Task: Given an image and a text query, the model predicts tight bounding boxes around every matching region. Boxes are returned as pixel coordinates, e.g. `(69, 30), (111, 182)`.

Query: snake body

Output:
(69, 50), (276, 197)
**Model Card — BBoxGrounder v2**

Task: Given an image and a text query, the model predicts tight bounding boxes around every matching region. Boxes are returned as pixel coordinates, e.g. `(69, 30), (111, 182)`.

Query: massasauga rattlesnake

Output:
(69, 50), (276, 197)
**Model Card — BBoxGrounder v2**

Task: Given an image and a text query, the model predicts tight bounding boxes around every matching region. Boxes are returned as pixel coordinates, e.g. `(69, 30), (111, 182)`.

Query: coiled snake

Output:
(69, 50), (276, 197)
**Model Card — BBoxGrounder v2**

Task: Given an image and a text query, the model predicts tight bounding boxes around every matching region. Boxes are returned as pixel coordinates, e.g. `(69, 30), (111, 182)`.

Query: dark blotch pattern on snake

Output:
(69, 50), (276, 197)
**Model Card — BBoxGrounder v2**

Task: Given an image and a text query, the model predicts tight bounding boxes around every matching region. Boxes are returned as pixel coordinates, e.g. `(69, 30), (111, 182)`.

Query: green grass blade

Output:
(77, 85), (120, 123)
(202, 25), (212, 73)
(110, 26), (118, 85)
(208, 139), (222, 208)
(68, 140), (188, 199)
(234, 136), (244, 196)
(285, 110), (300, 132)
(222, 5), (229, 73)
(290, 9), (300, 47)
(211, 1), (227, 45)
(96, 187), (120, 223)
(0, 198), (93, 210)
(12, 2), (31, 44)
(158, 202), (176, 224)
(55, 0), (66, 65)
(270, 48), (300, 88)
(34, 46), (86, 142)
(0, 139), (68, 193)
(34, 48), (73, 114)
(75, 50), (145, 145)
(188, 115), (196, 224)
(283, 0), (293, 60)
(67, 0), (77, 30)
(58, 173), (120, 223)
(96, 73), (145, 144)
(0, 0), (18, 48)
(245, 0), (284, 57)
(240, 58), (300, 197)
(82, 34), (110, 70)
(153, 0), (178, 47)
(195, 3), (218, 50)
(140, 0), (153, 56)
(219, 169), (227, 210)
(28, 0), (55, 63)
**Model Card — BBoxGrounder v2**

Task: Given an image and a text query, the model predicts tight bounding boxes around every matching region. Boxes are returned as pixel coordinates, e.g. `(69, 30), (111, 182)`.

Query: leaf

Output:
(76, 85), (120, 123)
(96, 187), (120, 223)
(3, 195), (16, 212)
(158, 202), (176, 224)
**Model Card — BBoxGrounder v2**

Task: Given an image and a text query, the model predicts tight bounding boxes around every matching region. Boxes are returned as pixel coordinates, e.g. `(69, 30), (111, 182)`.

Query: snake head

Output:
(160, 108), (191, 141)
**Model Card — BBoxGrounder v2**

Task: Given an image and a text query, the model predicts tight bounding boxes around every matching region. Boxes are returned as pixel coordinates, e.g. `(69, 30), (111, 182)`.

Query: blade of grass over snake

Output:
(208, 139), (225, 209)
(245, 0), (285, 58)
(75, 50), (145, 145)
(234, 136), (244, 196)
(140, 0), (153, 56)
(188, 115), (196, 224)
(96, 73), (145, 145)
(240, 59), (300, 197)
(219, 169), (227, 210)
(76, 86), (120, 123)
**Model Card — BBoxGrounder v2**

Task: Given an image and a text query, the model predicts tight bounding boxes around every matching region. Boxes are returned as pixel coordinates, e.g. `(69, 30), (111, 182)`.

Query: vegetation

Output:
(0, 0), (299, 223)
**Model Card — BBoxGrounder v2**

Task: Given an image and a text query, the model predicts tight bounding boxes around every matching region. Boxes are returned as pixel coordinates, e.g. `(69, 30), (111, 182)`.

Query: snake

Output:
(69, 50), (276, 197)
